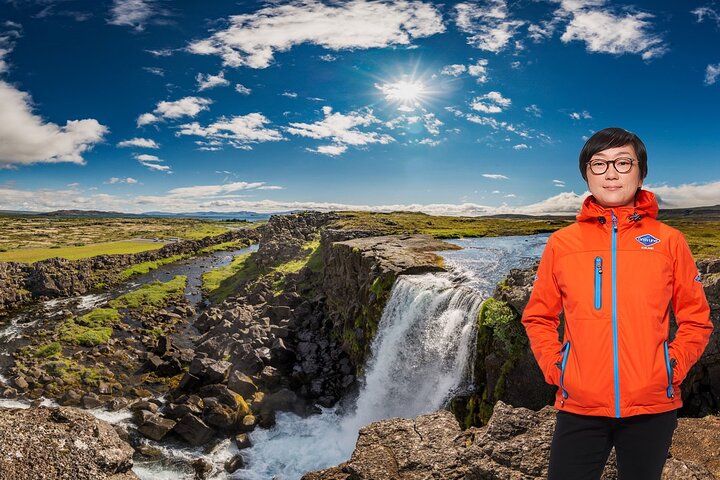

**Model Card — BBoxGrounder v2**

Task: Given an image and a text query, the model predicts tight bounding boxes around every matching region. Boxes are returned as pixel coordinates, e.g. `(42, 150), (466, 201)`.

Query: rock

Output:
(13, 376), (29, 391)
(189, 357), (231, 385)
(135, 444), (162, 458)
(138, 415), (176, 442)
(0, 406), (138, 479)
(224, 454), (245, 473)
(234, 433), (252, 449)
(142, 354), (164, 373)
(173, 414), (215, 446)
(129, 401), (159, 414)
(178, 372), (201, 391)
(302, 401), (719, 480)
(228, 370), (258, 398)
(82, 393), (103, 409)
(192, 458), (213, 480)
(60, 389), (82, 406)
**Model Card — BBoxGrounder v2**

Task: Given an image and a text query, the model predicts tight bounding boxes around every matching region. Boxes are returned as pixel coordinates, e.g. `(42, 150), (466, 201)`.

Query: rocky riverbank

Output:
(0, 228), (261, 315)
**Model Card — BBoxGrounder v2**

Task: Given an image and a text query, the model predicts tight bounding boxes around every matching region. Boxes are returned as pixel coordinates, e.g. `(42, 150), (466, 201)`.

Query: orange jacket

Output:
(521, 189), (713, 417)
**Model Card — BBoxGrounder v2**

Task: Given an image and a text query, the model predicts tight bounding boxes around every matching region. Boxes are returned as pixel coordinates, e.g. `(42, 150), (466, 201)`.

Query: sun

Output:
(380, 80), (426, 103)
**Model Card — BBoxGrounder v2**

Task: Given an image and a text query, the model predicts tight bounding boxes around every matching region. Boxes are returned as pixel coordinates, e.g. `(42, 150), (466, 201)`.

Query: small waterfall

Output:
(236, 270), (484, 480)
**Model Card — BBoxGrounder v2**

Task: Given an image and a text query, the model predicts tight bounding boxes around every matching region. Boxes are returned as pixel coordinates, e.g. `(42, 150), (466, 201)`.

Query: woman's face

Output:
(586, 143), (643, 208)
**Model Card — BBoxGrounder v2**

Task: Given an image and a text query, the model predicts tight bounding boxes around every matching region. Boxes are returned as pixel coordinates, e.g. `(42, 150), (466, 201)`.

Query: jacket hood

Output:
(576, 188), (659, 225)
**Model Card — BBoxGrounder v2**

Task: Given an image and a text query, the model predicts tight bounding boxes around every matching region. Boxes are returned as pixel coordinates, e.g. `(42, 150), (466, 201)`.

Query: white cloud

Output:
(483, 173), (509, 180)
(513, 143), (529, 150)
(167, 181), (265, 198)
(281, 91), (298, 98)
(418, 138), (441, 146)
(647, 181), (720, 208)
(117, 137), (159, 148)
(134, 153), (171, 173)
(235, 83), (251, 95)
(196, 71), (229, 91)
(556, 0), (668, 60)
(287, 106), (394, 155)
(143, 66), (164, 76)
(704, 63), (720, 86)
(467, 59), (489, 83)
(470, 91), (511, 113)
(177, 113), (284, 150)
(137, 96), (212, 126)
(569, 110), (592, 120)
(504, 193), (516, 198)
(108, 0), (167, 31)
(441, 64), (466, 76)
(553, 179), (566, 187)
(3, 183), (717, 215)
(454, 0), (524, 52)
(691, 7), (720, 27)
(146, 48), (172, 56)
(187, 0), (445, 69)
(0, 81), (107, 168)
(306, 144), (348, 156)
(525, 104), (542, 117)
(107, 177), (138, 184)
(319, 54), (337, 62)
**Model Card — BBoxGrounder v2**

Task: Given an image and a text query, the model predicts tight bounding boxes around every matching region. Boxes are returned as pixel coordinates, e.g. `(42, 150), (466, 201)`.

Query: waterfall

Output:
(237, 271), (484, 480)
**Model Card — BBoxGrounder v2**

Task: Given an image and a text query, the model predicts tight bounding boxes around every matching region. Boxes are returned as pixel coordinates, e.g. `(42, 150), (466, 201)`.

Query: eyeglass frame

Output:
(585, 157), (638, 175)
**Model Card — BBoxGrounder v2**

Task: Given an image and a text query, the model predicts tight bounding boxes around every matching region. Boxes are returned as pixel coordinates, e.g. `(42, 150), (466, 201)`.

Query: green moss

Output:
(34, 342), (62, 358)
(110, 275), (187, 313)
(118, 254), (189, 280)
(198, 240), (244, 254)
(202, 252), (256, 302)
(478, 298), (527, 355)
(76, 308), (120, 328)
(60, 319), (113, 346)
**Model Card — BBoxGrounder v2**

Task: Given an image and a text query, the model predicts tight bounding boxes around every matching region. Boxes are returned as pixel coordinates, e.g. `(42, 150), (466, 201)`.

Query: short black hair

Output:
(579, 127), (648, 182)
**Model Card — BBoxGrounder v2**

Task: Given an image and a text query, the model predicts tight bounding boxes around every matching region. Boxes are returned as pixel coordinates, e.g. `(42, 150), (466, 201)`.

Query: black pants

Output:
(548, 409), (678, 480)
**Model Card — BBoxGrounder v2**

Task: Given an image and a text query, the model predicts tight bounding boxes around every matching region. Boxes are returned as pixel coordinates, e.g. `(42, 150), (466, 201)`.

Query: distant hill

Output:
(0, 209), (306, 221)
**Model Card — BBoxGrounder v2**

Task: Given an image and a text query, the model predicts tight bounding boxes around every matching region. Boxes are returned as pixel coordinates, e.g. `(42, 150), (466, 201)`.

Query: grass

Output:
(201, 253), (257, 302)
(663, 220), (720, 259)
(110, 275), (187, 313)
(329, 211), (573, 239)
(0, 215), (258, 254)
(0, 240), (165, 264)
(197, 239), (246, 254)
(118, 254), (191, 280)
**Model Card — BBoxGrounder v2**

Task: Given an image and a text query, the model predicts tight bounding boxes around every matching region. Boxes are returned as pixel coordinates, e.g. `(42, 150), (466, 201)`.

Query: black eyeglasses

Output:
(586, 157), (637, 175)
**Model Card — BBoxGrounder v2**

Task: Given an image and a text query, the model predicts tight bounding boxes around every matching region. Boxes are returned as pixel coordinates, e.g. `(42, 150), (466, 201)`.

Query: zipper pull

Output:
(611, 211), (618, 232)
(595, 257), (602, 274)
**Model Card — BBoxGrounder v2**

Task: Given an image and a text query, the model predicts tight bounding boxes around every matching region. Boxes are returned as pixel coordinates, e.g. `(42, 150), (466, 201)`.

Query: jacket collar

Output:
(576, 189), (659, 229)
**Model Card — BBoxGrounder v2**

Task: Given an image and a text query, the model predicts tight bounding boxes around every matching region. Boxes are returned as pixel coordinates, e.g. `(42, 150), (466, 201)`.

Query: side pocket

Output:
(663, 340), (674, 399)
(594, 256), (602, 310)
(559, 341), (571, 405)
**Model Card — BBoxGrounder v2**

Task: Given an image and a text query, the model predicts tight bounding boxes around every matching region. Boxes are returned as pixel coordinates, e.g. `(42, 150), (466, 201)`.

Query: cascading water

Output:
(231, 272), (484, 479)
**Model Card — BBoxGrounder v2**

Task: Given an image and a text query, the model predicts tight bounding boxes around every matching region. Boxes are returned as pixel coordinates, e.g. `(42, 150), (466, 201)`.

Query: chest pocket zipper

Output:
(594, 256), (603, 310)
(663, 340), (675, 399)
(559, 341), (571, 405)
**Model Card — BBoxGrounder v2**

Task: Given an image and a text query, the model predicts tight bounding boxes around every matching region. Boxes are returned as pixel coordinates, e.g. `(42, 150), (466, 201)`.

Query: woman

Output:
(521, 127), (713, 479)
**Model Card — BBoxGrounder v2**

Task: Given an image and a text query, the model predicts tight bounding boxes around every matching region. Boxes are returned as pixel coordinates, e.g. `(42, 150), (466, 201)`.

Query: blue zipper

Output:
(663, 340), (674, 398)
(594, 256), (602, 309)
(559, 341), (571, 404)
(611, 211), (620, 418)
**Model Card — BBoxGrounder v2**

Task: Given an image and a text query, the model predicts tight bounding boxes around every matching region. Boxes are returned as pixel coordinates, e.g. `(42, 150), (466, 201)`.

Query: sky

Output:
(0, 0), (719, 215)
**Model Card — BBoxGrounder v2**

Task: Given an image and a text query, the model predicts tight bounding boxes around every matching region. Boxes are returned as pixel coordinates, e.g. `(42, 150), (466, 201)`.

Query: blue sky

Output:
(0, 0), (718, 215)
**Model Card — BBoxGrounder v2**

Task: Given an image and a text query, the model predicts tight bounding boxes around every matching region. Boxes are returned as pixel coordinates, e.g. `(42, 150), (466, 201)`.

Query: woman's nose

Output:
(605, 164), (619, 179)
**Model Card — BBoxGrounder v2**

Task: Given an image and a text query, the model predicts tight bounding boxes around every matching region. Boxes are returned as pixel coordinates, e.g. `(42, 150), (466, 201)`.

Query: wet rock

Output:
(13, 376), (29, 391)
(225, 454), (245, 473)
(173, 413), (215, 446)
(129, 401), (159, 414)
(234, 433), (252, 450)
(237, 414), (257, 433)
(135, 444), (162, 458)
(60, 389), (81, 406)
(138, 415), (176, 442)
(178, 372), (201, 391)
(189, 357), (231, 385)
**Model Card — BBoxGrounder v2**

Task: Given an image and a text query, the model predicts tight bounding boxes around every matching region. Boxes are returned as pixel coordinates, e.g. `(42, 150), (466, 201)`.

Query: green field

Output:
(0, 240), (165, 264)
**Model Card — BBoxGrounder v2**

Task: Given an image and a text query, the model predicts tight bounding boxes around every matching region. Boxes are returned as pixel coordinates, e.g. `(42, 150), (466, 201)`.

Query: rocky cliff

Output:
(321, 231), (461, 370)
(303, 400), (719, 479)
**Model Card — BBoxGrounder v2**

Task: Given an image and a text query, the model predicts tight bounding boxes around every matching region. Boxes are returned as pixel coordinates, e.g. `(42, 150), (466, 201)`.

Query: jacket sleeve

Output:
(521, 234), (564, 386)
(667, 232), (713, 385)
